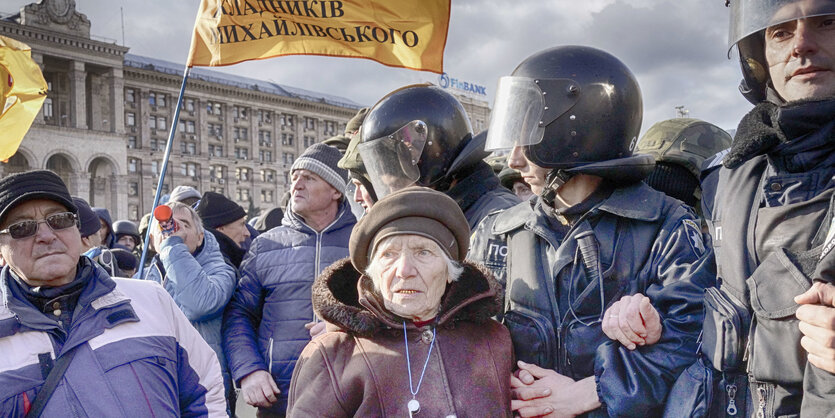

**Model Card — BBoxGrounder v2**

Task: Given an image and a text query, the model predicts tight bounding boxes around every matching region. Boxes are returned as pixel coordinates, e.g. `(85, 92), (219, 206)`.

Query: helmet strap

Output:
(541, 169), (573, 208)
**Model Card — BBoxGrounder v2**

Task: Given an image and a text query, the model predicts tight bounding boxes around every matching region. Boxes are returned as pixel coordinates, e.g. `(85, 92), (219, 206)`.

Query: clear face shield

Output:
(728, 0), (835, 54)
(358, 120), (429, 199)
(485, 76), (580, 152)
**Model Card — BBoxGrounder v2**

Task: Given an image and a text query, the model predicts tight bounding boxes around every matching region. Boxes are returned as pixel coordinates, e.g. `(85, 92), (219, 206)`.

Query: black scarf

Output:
(725, 98), (835, 171)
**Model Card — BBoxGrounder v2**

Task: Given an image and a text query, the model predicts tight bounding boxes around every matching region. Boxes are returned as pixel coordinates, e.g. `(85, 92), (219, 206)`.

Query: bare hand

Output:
(511, 361), (599, 417)
(795, 282), (835, 373)
(240, 369), (280, 408)
(601, 294), (662, 350)
(305, 321), (327, 338)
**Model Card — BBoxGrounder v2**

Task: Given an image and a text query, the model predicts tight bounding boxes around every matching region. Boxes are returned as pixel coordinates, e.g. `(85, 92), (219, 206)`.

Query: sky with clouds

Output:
(2, 0), (754, 134)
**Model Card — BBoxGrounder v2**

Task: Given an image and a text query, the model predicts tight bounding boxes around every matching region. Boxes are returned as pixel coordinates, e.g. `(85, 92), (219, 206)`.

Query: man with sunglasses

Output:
(0, 170), (226, 416)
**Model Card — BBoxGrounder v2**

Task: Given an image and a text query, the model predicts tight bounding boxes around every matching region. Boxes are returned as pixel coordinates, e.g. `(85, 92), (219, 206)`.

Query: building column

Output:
(69, 60), (87, 129)
(109, 67), (125, 134)
(31, 52), (45, 124)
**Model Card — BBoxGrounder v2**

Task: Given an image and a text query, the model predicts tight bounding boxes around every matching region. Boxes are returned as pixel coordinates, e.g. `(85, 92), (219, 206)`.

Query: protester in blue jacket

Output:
(0, 170), (226, 417)
(223, 143), (356, 416)
(137, 200), (237, 413)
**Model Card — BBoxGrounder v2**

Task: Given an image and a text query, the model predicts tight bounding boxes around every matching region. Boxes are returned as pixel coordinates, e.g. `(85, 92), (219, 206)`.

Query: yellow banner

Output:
(0, 36), (47, 162)
(187, 0), (450, 73)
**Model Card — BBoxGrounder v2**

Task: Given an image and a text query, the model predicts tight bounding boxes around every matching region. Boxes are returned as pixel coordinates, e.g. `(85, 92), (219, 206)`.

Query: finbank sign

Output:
(438, 72), (487, 96)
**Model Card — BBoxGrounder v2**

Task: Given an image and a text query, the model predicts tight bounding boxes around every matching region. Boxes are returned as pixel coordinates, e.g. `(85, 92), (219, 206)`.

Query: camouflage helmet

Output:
(322, 135), (351, 153)
(636, 118), (732, 180)
(497, 166), (523, 190)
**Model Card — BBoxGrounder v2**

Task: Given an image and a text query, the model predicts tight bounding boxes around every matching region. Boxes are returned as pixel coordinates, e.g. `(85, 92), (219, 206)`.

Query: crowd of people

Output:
(0, 1), (834, 416)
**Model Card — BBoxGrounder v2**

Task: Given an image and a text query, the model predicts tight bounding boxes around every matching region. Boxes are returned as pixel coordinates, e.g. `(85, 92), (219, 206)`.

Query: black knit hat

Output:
(644, 162), (700, 208)
(72, 197), (101, 238)
(349, 186), (469, 273)
(196, 191), (247, 228)
(292, 143), (348, 192)
(0, 170), (77, 224)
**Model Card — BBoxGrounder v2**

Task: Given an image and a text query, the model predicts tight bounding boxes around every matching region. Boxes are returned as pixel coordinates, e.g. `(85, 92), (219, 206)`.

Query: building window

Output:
(283, 152), (295, 165)
(151, 160), (160, 175)
(128, 158), (139, 173)
(304, 117), (316, 130)
(129, 205), (139, 221)
(149, 92), (156, 106)
(258, 110), (272, 124)
(261, 169), (276, 182)
(234, 127), (248, 141)
(259, 150), (272, 162)
(259, 131), (272, 146)
(281, 114), (294, 127)
(233, 106), (248, 120)
(149, 115), (156, 130)
(128, 136), (137, 149)
(182, 98), (195, 112)
(235, 147), (249, 160)
(125, 88), (135, 103)
(261, 189), (274, 203)
(181, 162), (199, 177)
(237, 188), (251, 202)
(43, 97), (54, 119)
(208, 123), (224, 139)
(209, 144), (223, 157)
(236, 167), (251, 181)
(128, 182), (138, 196)
(157, 94), (166, 108)
(324, 120), (337, 136)
(303, 136), (315, 148)
(126, 112), (136, 126)
(281, 133), (294, 146)
(207, 101), (223, 116)
(157, 117), (167, 130)
(210, 165), (226, 180)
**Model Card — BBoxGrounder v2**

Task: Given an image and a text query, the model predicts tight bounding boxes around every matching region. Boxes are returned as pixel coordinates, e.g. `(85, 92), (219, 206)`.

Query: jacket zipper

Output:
(268, 337), (274, 374)
(299, 207), (344, 322)
(725, 383), (737, 416)
(756, 385), (766, 418)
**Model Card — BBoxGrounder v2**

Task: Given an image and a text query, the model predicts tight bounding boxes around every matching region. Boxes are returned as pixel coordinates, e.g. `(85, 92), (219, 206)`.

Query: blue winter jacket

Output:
(137, 231), (237, 397)
(223, 199), (356, 414)
(469, 182), (712, 416)
(0, 257), (226, 417)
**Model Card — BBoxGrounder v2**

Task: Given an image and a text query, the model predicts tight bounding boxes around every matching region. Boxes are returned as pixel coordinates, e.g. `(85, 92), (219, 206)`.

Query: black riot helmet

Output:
(727, 0), (835, 104)
(358, 84), (473, 199)
(486, 45), (653, 185)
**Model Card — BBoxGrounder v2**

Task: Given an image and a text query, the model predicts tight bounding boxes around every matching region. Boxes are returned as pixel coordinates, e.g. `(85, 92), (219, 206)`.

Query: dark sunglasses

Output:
(0, 212), (79, 239)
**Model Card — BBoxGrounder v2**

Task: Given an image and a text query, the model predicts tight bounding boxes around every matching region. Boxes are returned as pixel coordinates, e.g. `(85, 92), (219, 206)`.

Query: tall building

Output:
(0, 0), (362, 221)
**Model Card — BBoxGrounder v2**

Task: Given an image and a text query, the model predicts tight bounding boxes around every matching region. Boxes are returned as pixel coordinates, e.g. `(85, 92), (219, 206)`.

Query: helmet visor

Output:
(358, 120), (428, 199)
(485, 77), (546, 151)
(728, 0), (835, 53)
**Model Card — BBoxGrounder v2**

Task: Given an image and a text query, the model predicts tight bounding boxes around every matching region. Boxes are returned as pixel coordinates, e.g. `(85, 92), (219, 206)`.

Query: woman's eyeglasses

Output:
(0, 212), (78, 239)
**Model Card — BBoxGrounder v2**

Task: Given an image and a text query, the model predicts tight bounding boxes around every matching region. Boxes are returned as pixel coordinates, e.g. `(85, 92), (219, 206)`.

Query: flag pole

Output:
(137, 65), (191, 278)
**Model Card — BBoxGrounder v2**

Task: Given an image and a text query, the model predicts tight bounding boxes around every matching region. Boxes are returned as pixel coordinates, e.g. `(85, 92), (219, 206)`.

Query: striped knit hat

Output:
(291, 143), (348, 193)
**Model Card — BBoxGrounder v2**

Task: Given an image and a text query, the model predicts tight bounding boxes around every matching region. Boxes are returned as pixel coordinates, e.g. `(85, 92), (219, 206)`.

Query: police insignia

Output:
(682, 219), (705, 256)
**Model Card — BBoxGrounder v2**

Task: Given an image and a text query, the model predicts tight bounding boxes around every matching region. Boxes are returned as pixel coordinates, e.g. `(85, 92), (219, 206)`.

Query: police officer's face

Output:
(351, 178), (375, 211)
(0, 200), (82, 287)
(765, 14), (835, 101)
(507, 146), (550, 196)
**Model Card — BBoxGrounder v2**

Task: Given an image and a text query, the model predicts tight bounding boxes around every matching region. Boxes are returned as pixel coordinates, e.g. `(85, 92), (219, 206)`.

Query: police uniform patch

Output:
(485, 238), (508, 265)
(682, 219), (705, 256)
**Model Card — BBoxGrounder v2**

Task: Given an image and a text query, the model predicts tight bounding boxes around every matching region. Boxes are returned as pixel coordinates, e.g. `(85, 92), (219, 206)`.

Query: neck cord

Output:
(403, 321), (436, 400)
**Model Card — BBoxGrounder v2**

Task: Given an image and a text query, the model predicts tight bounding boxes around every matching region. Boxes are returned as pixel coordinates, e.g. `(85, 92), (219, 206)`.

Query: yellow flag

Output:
(0, 36), (47, 162)
(187, 0), (450, 73)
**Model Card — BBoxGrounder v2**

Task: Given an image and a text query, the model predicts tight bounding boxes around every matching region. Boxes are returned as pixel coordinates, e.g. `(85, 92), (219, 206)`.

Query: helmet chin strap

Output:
(540, 169), (574, 208)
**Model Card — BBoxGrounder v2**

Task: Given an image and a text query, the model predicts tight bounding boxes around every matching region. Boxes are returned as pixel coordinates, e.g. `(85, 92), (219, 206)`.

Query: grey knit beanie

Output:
(292, 143), (348, 192)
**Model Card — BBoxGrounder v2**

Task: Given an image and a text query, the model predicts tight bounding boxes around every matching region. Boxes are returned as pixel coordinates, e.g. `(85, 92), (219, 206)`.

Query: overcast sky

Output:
(3, 0), (754, 134)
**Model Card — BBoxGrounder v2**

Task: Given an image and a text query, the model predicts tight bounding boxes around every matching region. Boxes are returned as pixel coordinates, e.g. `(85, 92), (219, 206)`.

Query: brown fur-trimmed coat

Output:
(287, 257), (513, 417)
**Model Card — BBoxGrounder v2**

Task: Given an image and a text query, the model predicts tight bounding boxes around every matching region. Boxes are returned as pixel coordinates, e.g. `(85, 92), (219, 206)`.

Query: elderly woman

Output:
(287, 187), (512, 417)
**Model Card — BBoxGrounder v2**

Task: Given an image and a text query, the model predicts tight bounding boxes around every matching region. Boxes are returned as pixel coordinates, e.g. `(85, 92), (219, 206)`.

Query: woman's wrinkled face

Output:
(370, 235), (448, 322)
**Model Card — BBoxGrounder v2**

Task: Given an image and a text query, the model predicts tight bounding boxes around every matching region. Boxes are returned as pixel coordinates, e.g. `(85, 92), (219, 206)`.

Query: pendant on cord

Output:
(408, 398), (420, 416)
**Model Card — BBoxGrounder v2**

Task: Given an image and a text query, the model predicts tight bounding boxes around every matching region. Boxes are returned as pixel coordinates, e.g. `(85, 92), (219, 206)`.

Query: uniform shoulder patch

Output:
(682, 219), (706, 256)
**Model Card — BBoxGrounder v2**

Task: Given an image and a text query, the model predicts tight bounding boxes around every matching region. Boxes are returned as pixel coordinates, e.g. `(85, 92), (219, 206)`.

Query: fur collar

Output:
(312, 257), (503, 337)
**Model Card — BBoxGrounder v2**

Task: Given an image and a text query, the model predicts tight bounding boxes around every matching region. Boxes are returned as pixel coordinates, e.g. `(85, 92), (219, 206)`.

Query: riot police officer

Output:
(343, 84), (518, 228)
(468, 45), (710, 416)
(681, 1), (835, 416)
